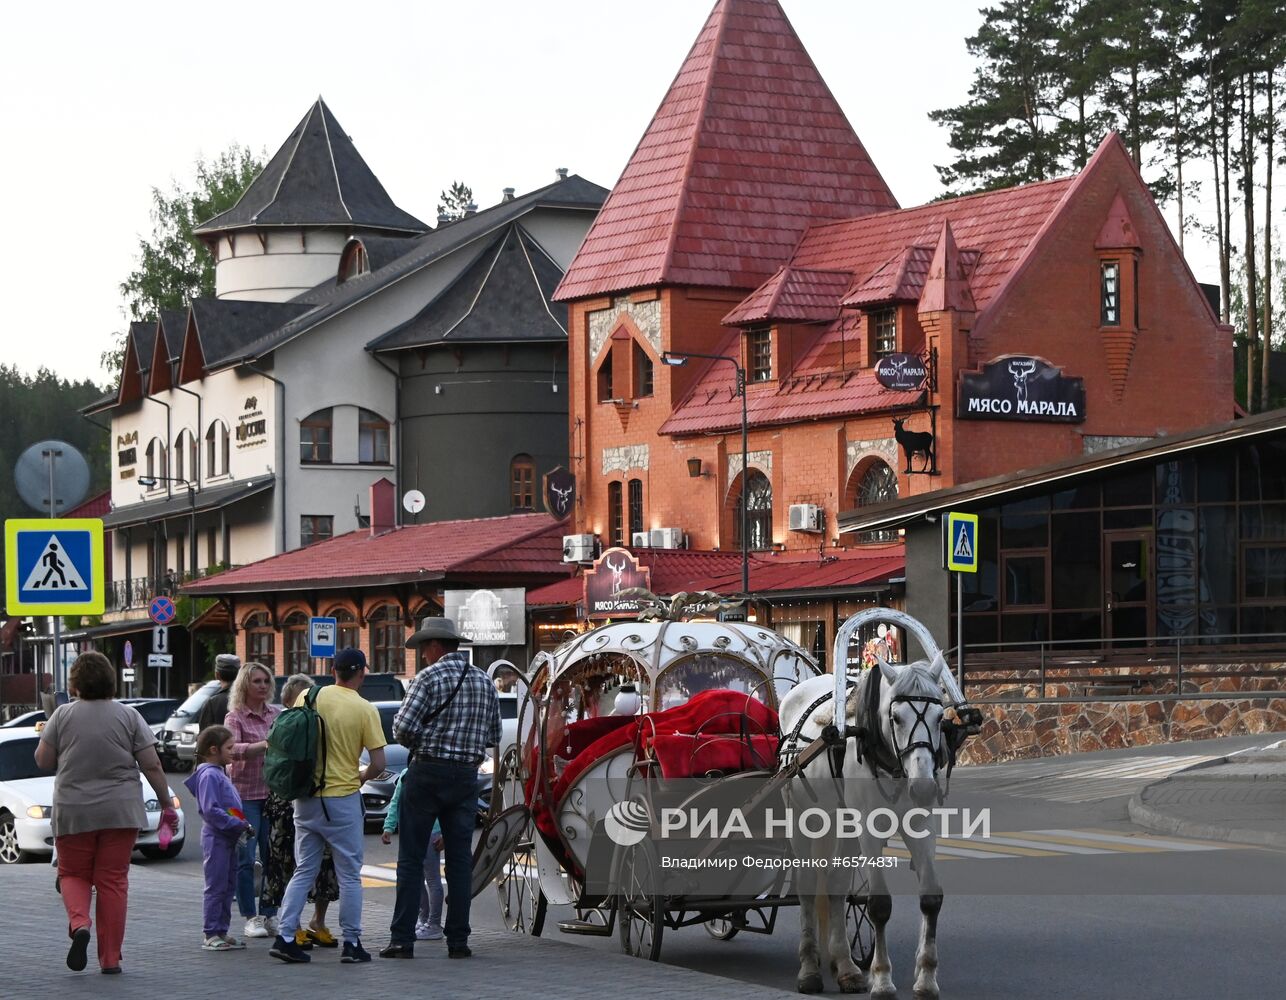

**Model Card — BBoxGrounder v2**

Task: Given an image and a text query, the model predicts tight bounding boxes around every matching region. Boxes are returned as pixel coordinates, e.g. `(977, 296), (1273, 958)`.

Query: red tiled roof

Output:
(528, 548), (752, 607)
(67, 491), (111, 518)
(722, 267), (852, 325)
(183, 514), (572, 594)
(841, 245), (934, 308)
(554, 0), (897, 302)
(658, 327), (920, 435)
(918, 221), (977, 313)
(528, 545), (903, 606)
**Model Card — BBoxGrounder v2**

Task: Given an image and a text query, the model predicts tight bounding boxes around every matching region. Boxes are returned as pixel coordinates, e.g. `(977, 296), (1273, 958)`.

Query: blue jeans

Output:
(420, 839), (443, 926)
(278, 794), (365, 945)
(236, 798), (275, 918)
(390, 761), (477, 947)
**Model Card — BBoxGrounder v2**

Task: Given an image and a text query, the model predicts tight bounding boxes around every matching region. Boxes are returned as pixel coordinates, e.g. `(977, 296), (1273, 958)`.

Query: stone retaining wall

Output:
(958, 671), (1286, 765)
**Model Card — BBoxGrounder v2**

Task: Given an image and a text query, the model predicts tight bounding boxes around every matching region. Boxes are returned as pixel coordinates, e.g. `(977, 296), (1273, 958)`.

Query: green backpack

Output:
(265, 685), (328, 800)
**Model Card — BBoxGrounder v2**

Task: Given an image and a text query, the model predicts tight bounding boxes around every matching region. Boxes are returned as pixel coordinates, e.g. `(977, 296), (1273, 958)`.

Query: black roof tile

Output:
(188, 299), (313, 369)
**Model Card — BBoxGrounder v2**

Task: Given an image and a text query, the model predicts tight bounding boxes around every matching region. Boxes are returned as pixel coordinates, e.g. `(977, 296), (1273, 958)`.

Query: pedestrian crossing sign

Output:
(944, 511), (979, 573)
(5, 518), (105, 614)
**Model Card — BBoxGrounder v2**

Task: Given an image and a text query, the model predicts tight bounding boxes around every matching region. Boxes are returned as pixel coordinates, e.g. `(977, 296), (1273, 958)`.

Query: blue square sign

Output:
(5, 518), (105, 614)
(309, 617), (338, 659)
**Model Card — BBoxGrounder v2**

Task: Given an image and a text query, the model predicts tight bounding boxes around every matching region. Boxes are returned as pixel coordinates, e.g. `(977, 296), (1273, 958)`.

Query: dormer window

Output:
(597, 355), (614, 402)
(633, 342), (654, 398)
(872, 308), (897, 356)
(339, 242), (369, 283)
(748, 327), (772, 382)
(1101, 261), (1120, 326)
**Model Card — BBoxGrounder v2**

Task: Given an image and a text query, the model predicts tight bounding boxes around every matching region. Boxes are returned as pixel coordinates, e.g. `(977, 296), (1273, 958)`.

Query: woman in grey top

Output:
(35, 651), (177, 974)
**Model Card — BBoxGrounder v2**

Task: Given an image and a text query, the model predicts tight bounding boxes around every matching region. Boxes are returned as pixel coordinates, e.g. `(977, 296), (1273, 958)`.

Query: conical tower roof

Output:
(195, 98), (426, 238)
(555, 0), (897, 301)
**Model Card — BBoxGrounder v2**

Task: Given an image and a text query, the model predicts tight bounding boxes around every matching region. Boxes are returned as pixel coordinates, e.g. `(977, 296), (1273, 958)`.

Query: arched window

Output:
(628, 478), (644, 538)
(358, 408), (390, 464)
(510, 454), (535, 511)
(244, 611), (275, 670)
(846, 459), (899, 544)
(369, 604), (404, 673)
(327, 608), (361, 653)
(145, 437), (167, 483)
(174, 430), (197, 485)
(301, 408), (333, 464)
(339, 242), (369, 283)
(283, 611), (310, 674)
(607, 481), (624, 547)
(730, 469), (773, 552)
(633, 342), (654, 398)
(205, 420), (230, 478)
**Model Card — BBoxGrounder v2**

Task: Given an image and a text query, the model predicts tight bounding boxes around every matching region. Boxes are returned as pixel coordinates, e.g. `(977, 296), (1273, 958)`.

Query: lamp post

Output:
(137, 475), (197, 588)
(662, 350), (750, 597)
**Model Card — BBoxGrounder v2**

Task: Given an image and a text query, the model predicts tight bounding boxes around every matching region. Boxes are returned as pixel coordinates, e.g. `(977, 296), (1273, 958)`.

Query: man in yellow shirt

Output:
(271, 648), (386, 965)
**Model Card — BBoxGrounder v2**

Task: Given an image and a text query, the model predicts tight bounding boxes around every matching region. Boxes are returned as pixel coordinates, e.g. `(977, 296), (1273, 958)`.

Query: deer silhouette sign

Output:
(893, 417), (935, 474)
(606, 555), (628, 594)
(1008, 358), (1038, 402)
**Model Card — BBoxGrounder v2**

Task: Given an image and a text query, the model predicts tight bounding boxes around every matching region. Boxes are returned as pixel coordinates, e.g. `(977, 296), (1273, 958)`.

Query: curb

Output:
(1127, 749), (1286, 850)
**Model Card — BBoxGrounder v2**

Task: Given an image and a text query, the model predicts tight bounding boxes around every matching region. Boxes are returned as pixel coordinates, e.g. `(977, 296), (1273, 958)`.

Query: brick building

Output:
(552, 0), (1232, 650)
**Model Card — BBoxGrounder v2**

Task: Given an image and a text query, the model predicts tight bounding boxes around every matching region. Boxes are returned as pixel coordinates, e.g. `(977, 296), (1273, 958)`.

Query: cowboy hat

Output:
(405, 616), (468, 647)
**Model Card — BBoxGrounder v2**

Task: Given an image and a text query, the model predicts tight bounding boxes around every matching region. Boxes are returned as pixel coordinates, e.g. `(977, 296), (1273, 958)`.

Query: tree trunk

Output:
(1240, 74), (1260, 413)
(1175, 92), (1185, 254)
(1222, 83), (1233, 325)
(1262, 71), (1275, 409)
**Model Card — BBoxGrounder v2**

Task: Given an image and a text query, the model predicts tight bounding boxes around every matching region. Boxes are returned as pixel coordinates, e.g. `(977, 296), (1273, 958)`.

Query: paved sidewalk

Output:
(1128, 741), (1286, 849)
(1, 865), (798, 999)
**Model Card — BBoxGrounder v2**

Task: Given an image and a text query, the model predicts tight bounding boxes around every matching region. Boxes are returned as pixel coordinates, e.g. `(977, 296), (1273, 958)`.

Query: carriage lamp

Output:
(687, 458), (705, 478)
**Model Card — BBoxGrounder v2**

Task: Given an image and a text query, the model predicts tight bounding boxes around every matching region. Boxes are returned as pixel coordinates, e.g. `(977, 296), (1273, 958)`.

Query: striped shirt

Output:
(225, 702), (281, 801)
(393, 652), (501, 765)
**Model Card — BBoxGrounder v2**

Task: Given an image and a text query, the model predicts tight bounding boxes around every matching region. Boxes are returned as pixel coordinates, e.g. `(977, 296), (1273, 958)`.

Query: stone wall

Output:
(958, 672), (1286, 765)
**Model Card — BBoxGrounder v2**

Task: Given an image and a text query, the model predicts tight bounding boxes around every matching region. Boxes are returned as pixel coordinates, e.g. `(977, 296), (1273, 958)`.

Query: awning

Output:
(23, 617), (157, 644)
(102, 477), (275, 529)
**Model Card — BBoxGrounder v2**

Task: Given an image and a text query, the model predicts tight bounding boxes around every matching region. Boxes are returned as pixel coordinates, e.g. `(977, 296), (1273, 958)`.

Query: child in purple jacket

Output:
(185, 725), (253, 951)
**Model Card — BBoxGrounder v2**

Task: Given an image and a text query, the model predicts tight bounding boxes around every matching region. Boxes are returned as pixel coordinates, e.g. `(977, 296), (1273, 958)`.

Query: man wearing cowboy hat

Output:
(381, 617), (499, 961)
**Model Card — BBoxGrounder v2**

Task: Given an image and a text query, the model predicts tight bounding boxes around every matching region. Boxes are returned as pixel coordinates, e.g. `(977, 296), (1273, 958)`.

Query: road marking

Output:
(978, 754), (1221, 803)
(1005, 831), (1163, 853)
(1035, 829), (1225, 852)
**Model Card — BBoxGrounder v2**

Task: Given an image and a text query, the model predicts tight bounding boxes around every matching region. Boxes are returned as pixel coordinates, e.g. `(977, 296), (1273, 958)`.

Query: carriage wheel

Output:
(616, 841), (664, 960)
(496, 817), (546, 936)
(703, 917), (739, 941)
(845, 876), (875, 971)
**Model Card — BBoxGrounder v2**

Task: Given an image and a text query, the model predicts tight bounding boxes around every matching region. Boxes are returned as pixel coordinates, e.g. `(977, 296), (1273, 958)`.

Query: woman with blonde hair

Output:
(258, 673), (341, 948)
(224, 661), (280, 938)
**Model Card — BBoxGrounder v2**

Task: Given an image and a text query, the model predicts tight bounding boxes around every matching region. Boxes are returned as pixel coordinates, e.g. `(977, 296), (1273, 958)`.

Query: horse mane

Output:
(887, 658), (942, 700)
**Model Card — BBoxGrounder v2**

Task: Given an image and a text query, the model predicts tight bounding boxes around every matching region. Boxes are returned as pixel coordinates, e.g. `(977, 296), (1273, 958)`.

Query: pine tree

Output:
(436, 181), (475, 222)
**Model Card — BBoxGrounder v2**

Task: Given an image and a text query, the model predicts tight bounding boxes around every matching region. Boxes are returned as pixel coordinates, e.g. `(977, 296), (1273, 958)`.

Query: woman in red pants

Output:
(35, 651), (178, 974)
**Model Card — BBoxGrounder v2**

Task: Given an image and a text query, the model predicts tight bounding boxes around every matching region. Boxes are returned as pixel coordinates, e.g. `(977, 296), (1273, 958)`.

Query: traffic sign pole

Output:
(47, 449), (61, 693)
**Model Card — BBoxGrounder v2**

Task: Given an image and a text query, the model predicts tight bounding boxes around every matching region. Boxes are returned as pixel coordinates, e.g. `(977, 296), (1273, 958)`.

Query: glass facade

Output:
(959, 438), (1286, 653)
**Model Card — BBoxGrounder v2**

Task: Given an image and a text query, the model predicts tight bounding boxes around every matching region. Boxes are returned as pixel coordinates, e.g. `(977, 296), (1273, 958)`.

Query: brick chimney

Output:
(369, 477), (396, 536)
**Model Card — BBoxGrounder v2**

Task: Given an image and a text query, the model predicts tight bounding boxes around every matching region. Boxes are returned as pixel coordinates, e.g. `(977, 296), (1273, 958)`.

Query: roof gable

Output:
(722, 267), (852, 325)
(918, 220), (977, 313)
(555, 0), (897, 302)
(146, 319), (173, 394)
(116, 321), (155, 405)
(185, 299), (312, 376)
(194, 98), (426, 238)
(1095, 190), (1143, 249)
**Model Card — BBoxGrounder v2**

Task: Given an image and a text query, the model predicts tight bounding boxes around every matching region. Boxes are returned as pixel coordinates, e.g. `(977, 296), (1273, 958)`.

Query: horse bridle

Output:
(887, 694), (944, 767)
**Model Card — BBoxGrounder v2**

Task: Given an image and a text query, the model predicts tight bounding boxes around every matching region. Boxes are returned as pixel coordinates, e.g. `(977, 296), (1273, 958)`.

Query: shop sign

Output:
(584, 547), (651, 619)
(236, 395), (267, 449)
(543, 466), (576, 520)
(874, 353), (929, 391)
(957, 356), (1085, 423)
(444, 587), (526, 645)
(117, 430), (138, 479)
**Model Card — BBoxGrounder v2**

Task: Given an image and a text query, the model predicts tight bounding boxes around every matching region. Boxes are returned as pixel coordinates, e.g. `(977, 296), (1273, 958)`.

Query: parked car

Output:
(361, 702), (406, 832)
(159, 680), (221, 770)
(0, 728), (186, 863)
(119, 699), (180, 743)
(474, 691), (519, 821)
(0, 711), (46, 729)
(274, 672), (405, 705)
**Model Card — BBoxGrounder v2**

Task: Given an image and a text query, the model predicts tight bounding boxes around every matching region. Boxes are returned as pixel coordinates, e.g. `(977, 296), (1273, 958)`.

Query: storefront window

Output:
(284, 612), (309, 674)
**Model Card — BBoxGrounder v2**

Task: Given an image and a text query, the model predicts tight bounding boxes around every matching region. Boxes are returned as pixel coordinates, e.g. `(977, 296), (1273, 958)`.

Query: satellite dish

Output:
(14, 440), (90, 516)
(402, 489), (426, 514)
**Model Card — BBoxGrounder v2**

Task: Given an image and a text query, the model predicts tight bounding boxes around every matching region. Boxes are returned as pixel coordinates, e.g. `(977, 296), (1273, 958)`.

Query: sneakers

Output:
(306, 924), (338, 948)
(269, 934), (312, 964)
(67, 926), (91, 971)
(340, 939), (372, 963)
(244, 915), (271, 939)
(264, 915), (280, 936)
(423, 924), (444, 941)
(378, 942), (415, 959)
(201, 935), (244, 952)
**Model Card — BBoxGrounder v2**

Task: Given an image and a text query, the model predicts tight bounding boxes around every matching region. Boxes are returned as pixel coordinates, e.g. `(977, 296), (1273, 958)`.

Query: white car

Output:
(0, 728), (186, 864)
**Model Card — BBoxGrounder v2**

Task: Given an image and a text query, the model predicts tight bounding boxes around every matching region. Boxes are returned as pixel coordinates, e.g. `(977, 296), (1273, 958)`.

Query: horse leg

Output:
(797, 891), (825, 994)
(904, 832), (943, 1000)
(865, 864), (896, 1000)
(826, 886), (866, 994)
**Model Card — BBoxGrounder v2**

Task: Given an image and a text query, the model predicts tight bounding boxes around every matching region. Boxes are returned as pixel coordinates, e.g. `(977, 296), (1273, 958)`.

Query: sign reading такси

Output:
(956, 355), (1085, 423)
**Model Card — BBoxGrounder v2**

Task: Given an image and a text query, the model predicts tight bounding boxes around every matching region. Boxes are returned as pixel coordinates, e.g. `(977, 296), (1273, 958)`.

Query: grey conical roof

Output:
(195, 98), (426, 237)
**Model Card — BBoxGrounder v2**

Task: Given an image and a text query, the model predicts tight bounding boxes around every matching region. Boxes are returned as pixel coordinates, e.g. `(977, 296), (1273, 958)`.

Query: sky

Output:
(0, 0), (1214, 386)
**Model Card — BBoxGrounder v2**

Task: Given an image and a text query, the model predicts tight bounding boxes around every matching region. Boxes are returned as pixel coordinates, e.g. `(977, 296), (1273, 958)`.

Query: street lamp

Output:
(662, 350), (750, 597)
(138, 474), (197, 589)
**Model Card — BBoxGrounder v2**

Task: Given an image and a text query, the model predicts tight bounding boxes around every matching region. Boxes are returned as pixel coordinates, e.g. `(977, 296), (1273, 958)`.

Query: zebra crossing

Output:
(964, 753), (1222, 803)
(885, 827), (1243, 861)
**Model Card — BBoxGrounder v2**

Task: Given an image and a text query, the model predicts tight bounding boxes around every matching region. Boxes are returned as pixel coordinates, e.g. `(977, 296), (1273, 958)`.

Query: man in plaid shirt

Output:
(381, 617), (499, 960)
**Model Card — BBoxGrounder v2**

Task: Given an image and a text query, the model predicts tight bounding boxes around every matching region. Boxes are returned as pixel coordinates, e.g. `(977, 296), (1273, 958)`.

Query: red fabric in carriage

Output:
(648, 734), (780, 778)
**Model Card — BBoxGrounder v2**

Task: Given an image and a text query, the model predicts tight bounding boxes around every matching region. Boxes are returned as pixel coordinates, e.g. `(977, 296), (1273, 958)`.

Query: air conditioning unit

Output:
(631, 531), (651, 549)
(788, 503), (824, 533)
(650, 527), (685, 549)
(562, 533), (597, 563)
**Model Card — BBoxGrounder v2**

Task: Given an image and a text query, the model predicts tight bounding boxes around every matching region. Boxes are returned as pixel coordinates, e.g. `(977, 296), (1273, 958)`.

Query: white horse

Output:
(780, 652), (962, 998)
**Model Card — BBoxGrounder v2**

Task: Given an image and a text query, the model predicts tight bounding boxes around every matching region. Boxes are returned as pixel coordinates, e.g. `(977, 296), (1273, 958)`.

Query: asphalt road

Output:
(158, 734), (1284, 1000)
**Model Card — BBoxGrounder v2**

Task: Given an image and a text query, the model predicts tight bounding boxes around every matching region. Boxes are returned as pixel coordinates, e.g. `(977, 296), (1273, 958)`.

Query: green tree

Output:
(930, 0), (1069, 194)
(102, 146), (262, 374)
(436, 180), (475, 222)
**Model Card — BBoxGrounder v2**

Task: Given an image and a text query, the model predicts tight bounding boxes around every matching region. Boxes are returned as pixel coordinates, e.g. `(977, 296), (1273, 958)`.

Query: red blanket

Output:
(648, 733), (780, 778)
